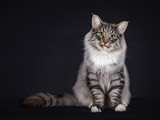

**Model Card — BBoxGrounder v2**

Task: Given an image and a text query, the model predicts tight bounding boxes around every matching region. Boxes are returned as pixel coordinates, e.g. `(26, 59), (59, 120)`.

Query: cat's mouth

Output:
(100, 42), (111, 48)
(100, 38), (111, 48)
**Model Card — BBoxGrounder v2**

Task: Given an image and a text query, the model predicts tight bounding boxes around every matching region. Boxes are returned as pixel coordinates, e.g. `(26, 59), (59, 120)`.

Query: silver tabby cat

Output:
(21, 15), (131, 112)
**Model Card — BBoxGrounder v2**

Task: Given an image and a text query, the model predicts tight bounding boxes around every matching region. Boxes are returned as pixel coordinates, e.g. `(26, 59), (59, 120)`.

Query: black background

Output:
(0, 0), (160, 119)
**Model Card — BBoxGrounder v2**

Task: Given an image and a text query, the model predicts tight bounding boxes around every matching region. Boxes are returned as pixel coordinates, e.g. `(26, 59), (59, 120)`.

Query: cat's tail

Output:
(20, 93), (81, 108)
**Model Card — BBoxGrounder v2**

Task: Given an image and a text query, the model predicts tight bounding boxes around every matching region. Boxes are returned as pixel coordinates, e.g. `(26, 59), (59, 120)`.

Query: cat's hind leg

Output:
(121, 79), (131, 107)
(121, 66), (131, 107)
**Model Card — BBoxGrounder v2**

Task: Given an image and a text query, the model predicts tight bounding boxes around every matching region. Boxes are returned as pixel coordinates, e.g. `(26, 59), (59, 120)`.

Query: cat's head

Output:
(86, 14), (128, 52)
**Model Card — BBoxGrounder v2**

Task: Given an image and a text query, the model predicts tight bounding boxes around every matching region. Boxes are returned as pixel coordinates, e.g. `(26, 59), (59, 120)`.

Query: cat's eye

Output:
(110, 34), (116, 40)
(97, 32), (104, 38)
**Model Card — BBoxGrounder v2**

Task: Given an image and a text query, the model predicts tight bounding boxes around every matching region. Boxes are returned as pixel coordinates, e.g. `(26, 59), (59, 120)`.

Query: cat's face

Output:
(88, 15), (128, 52)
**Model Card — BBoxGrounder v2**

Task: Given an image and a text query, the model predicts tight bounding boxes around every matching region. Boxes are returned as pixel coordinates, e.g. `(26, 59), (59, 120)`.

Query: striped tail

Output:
(20, 93), (81, 108)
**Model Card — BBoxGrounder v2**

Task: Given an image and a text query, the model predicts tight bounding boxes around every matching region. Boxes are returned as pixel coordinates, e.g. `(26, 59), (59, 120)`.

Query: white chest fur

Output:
(90, 51), (121, 66)
(88, 49), (125, 73)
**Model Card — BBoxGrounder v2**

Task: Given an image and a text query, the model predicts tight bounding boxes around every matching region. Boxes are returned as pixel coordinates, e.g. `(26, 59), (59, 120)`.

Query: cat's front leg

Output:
(87, 72), (105, 112)
(108, 69), (126, 112)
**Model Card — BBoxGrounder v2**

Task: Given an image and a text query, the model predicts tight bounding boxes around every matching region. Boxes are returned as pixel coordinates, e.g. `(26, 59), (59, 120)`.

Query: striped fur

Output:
(73, 15), (131, 112)
(21, 15), (131, 112)
(20, 93), (81, 108)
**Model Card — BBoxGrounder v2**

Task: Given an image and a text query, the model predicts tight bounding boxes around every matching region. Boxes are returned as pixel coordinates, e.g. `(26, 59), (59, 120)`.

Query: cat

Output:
(20, 14), (131, 112)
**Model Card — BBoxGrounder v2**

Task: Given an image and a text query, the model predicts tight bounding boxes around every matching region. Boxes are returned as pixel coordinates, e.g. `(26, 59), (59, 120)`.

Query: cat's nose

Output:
(103, 38), (109, 44)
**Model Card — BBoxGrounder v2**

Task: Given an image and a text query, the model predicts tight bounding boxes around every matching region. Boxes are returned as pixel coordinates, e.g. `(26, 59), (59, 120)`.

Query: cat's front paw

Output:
(114, 104), (126, 112)
(91, 106), (102, 112)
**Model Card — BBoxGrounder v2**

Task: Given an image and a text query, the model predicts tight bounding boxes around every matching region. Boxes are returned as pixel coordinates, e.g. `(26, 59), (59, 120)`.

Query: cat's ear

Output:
(116, 21), (128, 34)
(92, 14), (102, 29)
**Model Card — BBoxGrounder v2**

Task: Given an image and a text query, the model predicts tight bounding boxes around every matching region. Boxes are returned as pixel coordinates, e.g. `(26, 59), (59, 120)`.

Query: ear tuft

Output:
(92, 15), (102, 29)
(117, 21), (128, 34)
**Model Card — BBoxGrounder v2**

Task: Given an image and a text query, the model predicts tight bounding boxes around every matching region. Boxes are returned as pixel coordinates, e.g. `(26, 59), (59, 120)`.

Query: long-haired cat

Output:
(20, 14), (131, 112)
